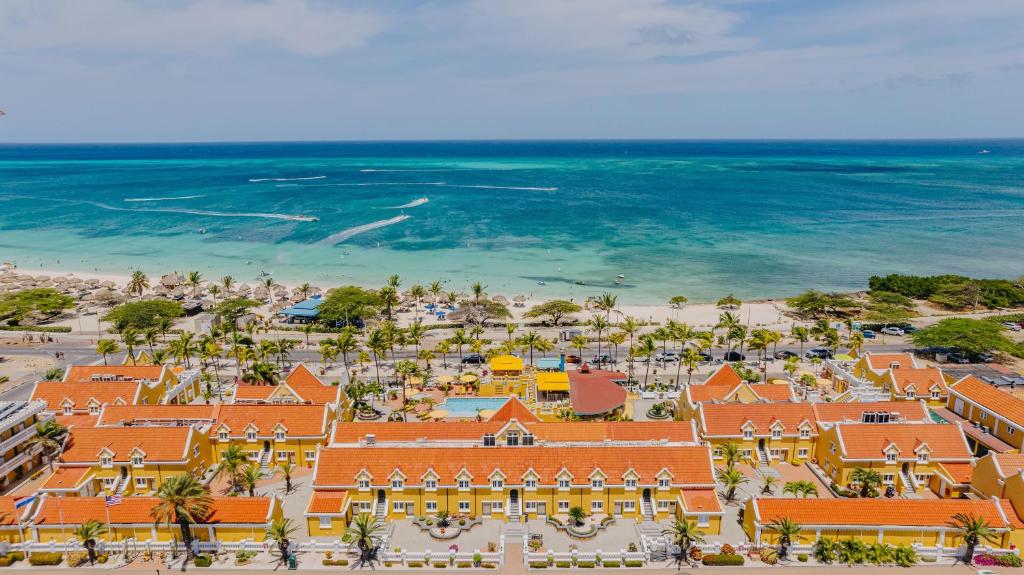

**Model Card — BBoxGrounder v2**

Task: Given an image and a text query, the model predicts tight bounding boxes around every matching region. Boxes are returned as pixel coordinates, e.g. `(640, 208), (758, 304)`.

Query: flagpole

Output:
(56, 494), (66, 545)
(104, 500), (112, 543)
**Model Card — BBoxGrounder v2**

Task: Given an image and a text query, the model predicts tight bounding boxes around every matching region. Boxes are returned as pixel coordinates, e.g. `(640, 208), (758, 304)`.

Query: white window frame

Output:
(458, 501), (471, 513)
(131, 455), (144, 466)
(275, 431), (286, 441)
(558, 501), (570, 511)
(134, 477), (148, 488)
(392, 501), (405, 513)
(623, 500), (636, 512)
(305, 450), (316, 461)
(590, 500), (603, 512)
(886, 452), (898, 463)
(771, 429), (782, 440)
(743, 429), (754, 440)
(458, 479), (470, 490)
(658, 478), (671, 489)
(591, 478), (604, 489)
(357, 479), (370, 490)
(391, 479), (404, 490)
(319, 516), (332, 529)
(425, 501), (438, 512)
(558, 479), (571, 490)
(425, 479), (438, 491)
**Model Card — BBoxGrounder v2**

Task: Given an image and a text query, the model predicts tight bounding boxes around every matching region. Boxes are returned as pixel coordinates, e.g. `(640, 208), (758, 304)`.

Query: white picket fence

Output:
(524, 550), (647, 567)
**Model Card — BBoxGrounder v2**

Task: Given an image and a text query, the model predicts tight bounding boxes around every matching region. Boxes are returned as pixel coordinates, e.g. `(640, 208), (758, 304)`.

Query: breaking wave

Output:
(319, 215), (411, 245)
(124, 195), (205, 202)
(86, 201), (318, 222)
(248, 175), (326, 182)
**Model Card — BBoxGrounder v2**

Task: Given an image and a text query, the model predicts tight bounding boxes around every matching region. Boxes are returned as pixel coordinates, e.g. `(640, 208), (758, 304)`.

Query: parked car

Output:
(861, 330), (876, 339)
(880, 326), (905, 336)
(654, 351), (678, 362)
(590, 354), (613, 364)
(565, 354), (581, 364)
(773, 350), (798, 360)
(974, 352), (995, 363)
(461, 354), (486, 365)
(901, 325), (919, 333)
(722, 351), (746, 362)
(1001, 322), (1022, 332)
(697, 351), (713, 362)
(805, 348), (833, 359)
(946, 352), (970, 364)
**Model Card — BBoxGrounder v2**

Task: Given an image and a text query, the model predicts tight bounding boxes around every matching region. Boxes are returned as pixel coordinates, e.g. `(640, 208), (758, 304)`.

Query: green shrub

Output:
(481, 563), (497, 569)
(0, 325), (71, 333)
(456, 562), (472, 568)
(702, 553), (745, 566)
(192, 555), (213, 567)
(459, 519), (466, 526)
(529, 561), (549, 568)
(921, 556), (937, 563)
(797, 553), (808, 562)
(97, 555), (109, 564)
(0, 556), (12, 567)
(576, 560), (595, 568)
(432, 561), (448, 568)
(602, 561), (621, 568)
(322, 559), (349, 566)
(555, 561), (572, 568)
(624, 560), (644, 567)
(66, 551), (89, 567)
(408, 561), (424, 568)
(28, 552), (63, 566)
(6, 553), (23, 562)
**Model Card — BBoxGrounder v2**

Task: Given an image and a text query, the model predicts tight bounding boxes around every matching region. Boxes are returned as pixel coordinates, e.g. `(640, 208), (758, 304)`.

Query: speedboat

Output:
(616, 274), (625, 279)
(979, 149), (991, 154)
(537, 281), (546, 286)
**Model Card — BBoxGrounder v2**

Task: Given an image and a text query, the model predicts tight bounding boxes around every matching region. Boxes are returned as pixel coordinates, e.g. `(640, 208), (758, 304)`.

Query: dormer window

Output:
(743, 429), (754, 440)
(391, 478), (404, 489)
(917, 452), (929, 464)
(799, 428), (810, 439)
(458, 479), (470, 490)
(63, 405), (73, 415)
(100, 455), (112, 467)
(89, 404), (100, 415)
(522, 433), (535, 446)
(658, 478), (671, 488)
(131, 455), (144, 466)
(246, 430), (257, 441)
(425, 479), (437, 490)
(218, 431), (228, 441)
(558, 479), (570, 489)
(525, 479), (537, 489)
(483, 434), (496, 447)
(771, 428), (782, 439)
(491, 478), (504, 489)
(274, 431), (285, 441)
(625, 478), (637, 489)
(591, 478), (604, 489)
(506, 431), (520, 446)
(931, 389), (940, 400)
(905, 390), (915, 399)
(886, 451), (898, 463)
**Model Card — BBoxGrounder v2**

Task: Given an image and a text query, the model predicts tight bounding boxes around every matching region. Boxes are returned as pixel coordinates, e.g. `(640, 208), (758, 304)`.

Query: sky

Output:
(1, 0), (1023, 142)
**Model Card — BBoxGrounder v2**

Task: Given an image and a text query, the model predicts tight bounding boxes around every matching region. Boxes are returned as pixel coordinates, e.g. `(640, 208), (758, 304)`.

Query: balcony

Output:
(0, 444), (42, 476)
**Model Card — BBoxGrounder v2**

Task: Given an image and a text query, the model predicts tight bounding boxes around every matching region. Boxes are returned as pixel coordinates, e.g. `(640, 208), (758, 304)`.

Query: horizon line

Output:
(2, 136), (1024, 146)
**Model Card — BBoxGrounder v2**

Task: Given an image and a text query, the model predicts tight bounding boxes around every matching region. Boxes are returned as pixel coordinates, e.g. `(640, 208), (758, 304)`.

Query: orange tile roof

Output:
(999, 499), (1024, 529)
(951, 375), (1024, 427)
(994, 453), (1024, 477)
(217, 404), (329, 437)
(938, 462), (974, 484)
(811, 401), (929, 424)
(331, 421), (696, 444)
(314, 446), (714, 487)
(889, 368), (947, 395)
(32, 496), (272, 525)
(31, 382), (140, 411)
(64, 365), (164, 383)
(687, 381), (793, 404)
(285, 364), (342, 404)
(834, 423), (971, 461)
(0, 497), (18, 526)
(41, 467), (92, 490)
(54, 414), (100, 429)
(568, 370), (627, 415)
(681, 490), (722, 514)
(753, 498), (1010, 529)
(865, 353), (917, 371)
(232, 384), (276, 401)
(703, 364), (742, 387)
(60, 426), (192, 463)
(748, 384), (796, 401)
(97, 404), (217, 425)
(306, 491), (349, 514)
(489, 396), (540, 423)
(700, 403), (816, 437)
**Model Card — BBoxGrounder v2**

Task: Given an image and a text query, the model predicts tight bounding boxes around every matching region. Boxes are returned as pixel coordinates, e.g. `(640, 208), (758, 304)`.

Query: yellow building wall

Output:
(709, 435), (816, 466)
(816, 427), (947, 496)
(211, 436), (323, 469)
(947, 396), (1024, 451)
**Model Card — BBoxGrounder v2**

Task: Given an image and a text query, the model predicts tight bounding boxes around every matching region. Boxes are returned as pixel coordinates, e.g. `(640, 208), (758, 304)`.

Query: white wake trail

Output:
(249, 175), (326, 182)
(386, 197), (429, 209)
(124, 195), (205, 202)
(319, 215), (411, 245)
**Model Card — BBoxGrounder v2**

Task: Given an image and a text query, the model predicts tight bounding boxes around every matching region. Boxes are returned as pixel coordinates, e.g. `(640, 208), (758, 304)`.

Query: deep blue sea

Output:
(1, 140), (1022, 303)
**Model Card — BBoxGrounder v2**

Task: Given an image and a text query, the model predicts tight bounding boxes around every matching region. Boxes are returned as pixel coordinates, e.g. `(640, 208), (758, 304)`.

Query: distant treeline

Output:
(868, 274), (1024, 310)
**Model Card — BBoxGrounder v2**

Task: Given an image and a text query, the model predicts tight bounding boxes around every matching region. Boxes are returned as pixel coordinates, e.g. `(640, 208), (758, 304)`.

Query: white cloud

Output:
(0, 0), (389, 57)
(453, 0), (756, 59)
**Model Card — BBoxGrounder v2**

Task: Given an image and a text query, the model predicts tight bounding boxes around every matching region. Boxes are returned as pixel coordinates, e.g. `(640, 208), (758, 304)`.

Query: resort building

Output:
(232, 364), (347, 414)
(851, 352), (920, 386)
(45, 425), (212, 497)
(0, 400), (52, 488)
(677, 364), (795, 419)
(95, 403), (332, 470)
(698, 403), (817, 466)
(479, 355), (530, 398)
(307, 444), (720, 537)
(945, 375), (1024, 453)
(971, 453), (1024, 520)
(26, 494), (282, 543)
(883, 366), (949, 405)
(0, 497), (26, 542)
(815, 423), (973, 497)
(743, 497), (1024, 551)
(62, 364), (201, 405)
(566, 368), (628, 420)
(31, 381), (142, 418)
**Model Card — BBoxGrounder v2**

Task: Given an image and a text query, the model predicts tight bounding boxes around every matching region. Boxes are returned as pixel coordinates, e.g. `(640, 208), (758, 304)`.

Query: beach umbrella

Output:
(437, 375), (455, 385)
(459, 374), (478, 384)
(84, 278), (100, 286)
(513, 295), (526, 303)
(16, 275), (33, 281)
(428, 409), (448, 420)
(457, 292), (470, 301)
(492, 295), (509, 305)
(100, 280), (117, 289)
(33, 275), (50, 282)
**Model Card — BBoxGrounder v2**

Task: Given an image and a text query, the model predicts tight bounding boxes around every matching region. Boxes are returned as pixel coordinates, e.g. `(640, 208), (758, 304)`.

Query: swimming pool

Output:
(441, 397), (509, 419)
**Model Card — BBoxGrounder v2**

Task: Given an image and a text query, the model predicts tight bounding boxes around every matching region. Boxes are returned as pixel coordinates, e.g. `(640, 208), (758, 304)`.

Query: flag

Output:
(14, 495), (34, 509)
(105, 495), (122, 506)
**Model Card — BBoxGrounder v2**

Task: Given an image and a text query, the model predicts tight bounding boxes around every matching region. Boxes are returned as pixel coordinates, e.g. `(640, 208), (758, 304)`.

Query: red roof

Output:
(753, 497), (1010, 529)
(703, 364), (742, 387)
(811, 401), (929, 424)
(489, 396), (540, 423)
(834, 423), (971, 461)
(32, 496), (273, 525)
(60, 426), (192, 463)
(331, 420), (696, 444)
(306, 491), (349, 514)
(31, 381), (140, 411)
(64, 365), (165, 383)
(568, 369), (628, 415)
(0, 498), (18, 526)
(700, 402), (816, 437)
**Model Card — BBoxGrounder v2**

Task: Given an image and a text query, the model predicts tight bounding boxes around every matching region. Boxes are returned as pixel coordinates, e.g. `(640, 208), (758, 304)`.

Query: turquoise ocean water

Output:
(1, 140), (1022, 304)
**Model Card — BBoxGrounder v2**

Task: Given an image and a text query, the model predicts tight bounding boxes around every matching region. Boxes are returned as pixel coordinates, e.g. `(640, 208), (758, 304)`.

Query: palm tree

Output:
(716, 311), (742, 357)
(433, 339), (451, 369)
(409, 284), (426, 319)
(378, 286), (398, 319)
(681, 348), (701, 385)
(120, 328), (141, 365)
(570, 334), (589, 366)
(208, 284), (221, 305)
(607, 332), (626, 364)
(662, 518), (705, 565)
(761, 473), (778, 495)
(449, 328), (470, 366)
(767, 517), (801, 560)
(470, 282), (486, 304)
(516, 330), (542, 366)
(791, 326), (810, 357)
(568, 506), (587, 527)
(850, 467), (882, 498)
(127, 270), (149, 299)
(73, 519), (107, 565)
(242, 361), (279, 386)
(406, 320), (426, 363)
(670, 321), (696, 386)
(633, 335), (657, 387)
(717, 468), (748, 503)
(342, 513), (385, 565)
(142, 327), (159, 357)
(587, 315), (609, 367)
(238, 464), (262, 497)
(366, 329), (389, 386)
(505, 322), (517, 342)
(95, 339), (119, 365)
(275, 461), (296, 493)
(29, 420), (67, 471)
(594, 292), (618, 321)
(266, 517), (298, 563)
(185, 271), (203, 298)
(428, 281), (444, 305)
(947, 512), (999, 564)
(221, 275), (235, 293)
(150, 474), (212, 560)
(849, 331), (865, 356)
(720, 441), (746, 470)
(261, 277), (276, 304)
(155, 316), (174, 343)
(837, 538), (867, 565)
(814, 537), (838, 564)
(217, 444), (248, 492)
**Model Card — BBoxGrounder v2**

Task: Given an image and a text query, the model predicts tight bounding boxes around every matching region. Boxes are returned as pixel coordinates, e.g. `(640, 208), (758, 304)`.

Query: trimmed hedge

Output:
(702, 553), (745, 566)
(602, 561), (621, 568)
(797, 553), (809, 562)
(408, 561), (424, 568)
(193, 555), (213, 567)
(456, 561), (472, 568)
(0, 325), (71, 333)
(432, 561), (449, 568)
(529, 561), (549, 568)
(29, 552), (64, 566)
(624, 560), (644, 567)
(322, 559), (349, 566)
(576, 560), (595, 568)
